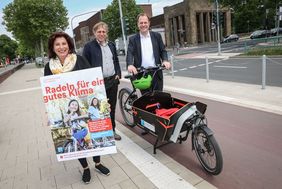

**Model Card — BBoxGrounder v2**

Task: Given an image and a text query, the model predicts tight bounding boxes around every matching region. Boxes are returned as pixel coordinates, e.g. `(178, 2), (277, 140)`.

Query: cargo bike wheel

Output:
(193, 126), (223, 175)
(118, 88), (137, 127)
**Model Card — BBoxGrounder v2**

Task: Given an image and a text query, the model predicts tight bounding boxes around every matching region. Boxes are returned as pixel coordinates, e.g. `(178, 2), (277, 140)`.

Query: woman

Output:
(44, 32), (110, 184)
(64, 99), (88, 149)
(88, 97), (101, 121)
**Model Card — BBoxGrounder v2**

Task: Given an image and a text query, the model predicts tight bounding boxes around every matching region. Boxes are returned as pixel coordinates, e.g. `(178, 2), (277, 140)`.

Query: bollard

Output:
(205, 56), (209, 82)
(170, 55), (174, 78)
(244, 41), (247, 54)
(262, 55), (266, 89)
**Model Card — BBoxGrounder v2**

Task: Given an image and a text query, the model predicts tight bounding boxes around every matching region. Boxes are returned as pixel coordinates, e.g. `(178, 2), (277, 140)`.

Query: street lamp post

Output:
(71, 10), (99, 51)
(118, 0), (127, 56)
(215, 0), (221, 56)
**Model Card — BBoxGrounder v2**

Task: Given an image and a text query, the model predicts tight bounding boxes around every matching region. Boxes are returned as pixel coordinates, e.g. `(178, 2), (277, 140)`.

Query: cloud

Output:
(0, 11), (14, 38)
(151, 0), (183, 16)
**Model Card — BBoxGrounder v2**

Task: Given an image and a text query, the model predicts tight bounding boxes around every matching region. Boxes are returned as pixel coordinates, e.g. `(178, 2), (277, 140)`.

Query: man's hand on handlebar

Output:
(162, 61), (171, 70)
(128, 62), (170, 75)
(128, 65), (138, 75)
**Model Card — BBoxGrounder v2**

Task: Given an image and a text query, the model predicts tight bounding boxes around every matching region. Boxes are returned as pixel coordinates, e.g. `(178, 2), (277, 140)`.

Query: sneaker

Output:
(114, 132), (121, 140)
(82, 168), (91, 184)
(95, 164), (110, 176)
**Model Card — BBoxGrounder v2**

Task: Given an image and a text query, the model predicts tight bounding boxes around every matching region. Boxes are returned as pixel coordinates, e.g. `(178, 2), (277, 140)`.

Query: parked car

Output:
(270, 28), (282, 36)
(35, 56), (48, 66)
(250, 30), (271, 39)
(222, 34), (239, 43)
(35, 57), (43, 64)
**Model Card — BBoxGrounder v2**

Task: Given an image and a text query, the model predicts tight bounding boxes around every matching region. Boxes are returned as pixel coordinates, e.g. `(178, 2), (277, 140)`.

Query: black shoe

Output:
(95, 164), (110, 176)
(82, 168), (91, 184)
(114, 132), (121, 140)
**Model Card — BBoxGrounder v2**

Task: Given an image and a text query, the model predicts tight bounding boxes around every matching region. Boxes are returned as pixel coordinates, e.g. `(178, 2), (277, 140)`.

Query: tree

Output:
(2, 0), (68, 57)
(221, 0), (277, 33)
(102, 0), (142, 41)
(16, 41), (35, 58)
(0, 35), (18, 60)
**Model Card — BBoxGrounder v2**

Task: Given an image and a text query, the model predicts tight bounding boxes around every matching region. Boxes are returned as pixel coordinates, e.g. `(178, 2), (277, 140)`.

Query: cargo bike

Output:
(118, 66), (223, 175)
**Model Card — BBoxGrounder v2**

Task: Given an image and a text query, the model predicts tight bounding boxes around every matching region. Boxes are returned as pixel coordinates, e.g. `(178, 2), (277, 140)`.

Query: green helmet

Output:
(132, 74), (152, 90)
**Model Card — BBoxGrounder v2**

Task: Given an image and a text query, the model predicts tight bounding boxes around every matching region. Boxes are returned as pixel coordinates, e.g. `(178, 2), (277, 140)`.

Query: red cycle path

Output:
(117, 84), (282, 189)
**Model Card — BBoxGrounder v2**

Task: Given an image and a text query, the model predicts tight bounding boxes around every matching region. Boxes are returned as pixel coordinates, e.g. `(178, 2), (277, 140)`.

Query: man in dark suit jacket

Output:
(126, 13), (171, 92)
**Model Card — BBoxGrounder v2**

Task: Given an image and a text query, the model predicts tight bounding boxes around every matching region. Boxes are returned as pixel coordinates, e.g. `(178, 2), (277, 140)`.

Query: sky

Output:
(0, 0), (183, 39)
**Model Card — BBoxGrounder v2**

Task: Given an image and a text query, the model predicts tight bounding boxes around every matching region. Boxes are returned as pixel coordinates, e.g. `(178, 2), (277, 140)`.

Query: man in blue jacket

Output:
(83, 22), (122, 140)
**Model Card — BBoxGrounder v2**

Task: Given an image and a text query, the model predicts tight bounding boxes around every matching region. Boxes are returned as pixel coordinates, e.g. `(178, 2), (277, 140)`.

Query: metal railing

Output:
(244, 36), (282, 53)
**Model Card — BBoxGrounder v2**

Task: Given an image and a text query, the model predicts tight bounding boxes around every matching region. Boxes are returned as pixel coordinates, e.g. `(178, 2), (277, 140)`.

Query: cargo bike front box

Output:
(131, 91), (206, 153)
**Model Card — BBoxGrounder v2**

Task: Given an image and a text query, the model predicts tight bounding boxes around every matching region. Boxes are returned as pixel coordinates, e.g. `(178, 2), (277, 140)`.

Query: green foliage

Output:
(102, 0), (142, 41)
(16, 42), (35, 58)
(2, 0), (68, 56)
(221, 0), (278, 33)
(0, 35), (18, 59)
(244, 46), (282, 56)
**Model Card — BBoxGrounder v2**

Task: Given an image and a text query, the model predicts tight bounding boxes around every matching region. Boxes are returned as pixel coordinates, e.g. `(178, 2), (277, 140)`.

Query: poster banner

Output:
(40, 67), (117, 161)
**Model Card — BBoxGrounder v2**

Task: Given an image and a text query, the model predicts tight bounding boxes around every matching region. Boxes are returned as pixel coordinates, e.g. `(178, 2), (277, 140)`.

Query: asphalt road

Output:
(116, 81), (282, 189)
(118, 40), (282, 87)
(169, 57), (282, 87)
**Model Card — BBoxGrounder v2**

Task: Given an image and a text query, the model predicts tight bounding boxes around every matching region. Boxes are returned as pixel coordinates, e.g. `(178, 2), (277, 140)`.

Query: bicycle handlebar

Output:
(124, 65), (165, 79)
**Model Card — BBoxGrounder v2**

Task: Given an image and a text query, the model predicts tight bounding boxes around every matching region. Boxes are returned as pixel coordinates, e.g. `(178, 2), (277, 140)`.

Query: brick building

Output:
(73, 10), (103, 49)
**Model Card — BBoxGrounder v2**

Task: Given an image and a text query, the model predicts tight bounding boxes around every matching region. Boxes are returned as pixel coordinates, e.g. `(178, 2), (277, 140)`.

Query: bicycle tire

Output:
(118, 88), (136, 127)
(63, 140), (75, 153)
(193, 126), (223, 175)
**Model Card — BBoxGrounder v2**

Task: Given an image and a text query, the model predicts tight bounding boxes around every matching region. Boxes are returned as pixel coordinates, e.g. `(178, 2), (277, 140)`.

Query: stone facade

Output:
(164, 0), (231, 47)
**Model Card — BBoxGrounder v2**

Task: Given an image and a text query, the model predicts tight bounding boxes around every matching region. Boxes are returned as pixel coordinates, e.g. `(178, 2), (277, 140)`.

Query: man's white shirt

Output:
(140, 32), (155, 68)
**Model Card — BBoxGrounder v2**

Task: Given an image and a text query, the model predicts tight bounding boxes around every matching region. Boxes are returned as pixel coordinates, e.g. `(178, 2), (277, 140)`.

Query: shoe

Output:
(95, 163), (110, 176)
(114, 132), (121, 140)
(82, 168), (91, 184)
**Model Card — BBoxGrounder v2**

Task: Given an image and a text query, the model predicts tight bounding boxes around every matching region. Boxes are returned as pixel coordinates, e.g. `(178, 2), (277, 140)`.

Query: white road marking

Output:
(213, 66), (247, 69)
(164, 86), (235, 102)
(0, 87), (41, 96)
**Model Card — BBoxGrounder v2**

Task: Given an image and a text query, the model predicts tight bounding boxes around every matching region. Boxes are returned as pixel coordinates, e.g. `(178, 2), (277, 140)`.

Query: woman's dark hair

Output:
(90, 97), (100, 109)
(67, 99), (81, 116)
(48, 32), (75, 59)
